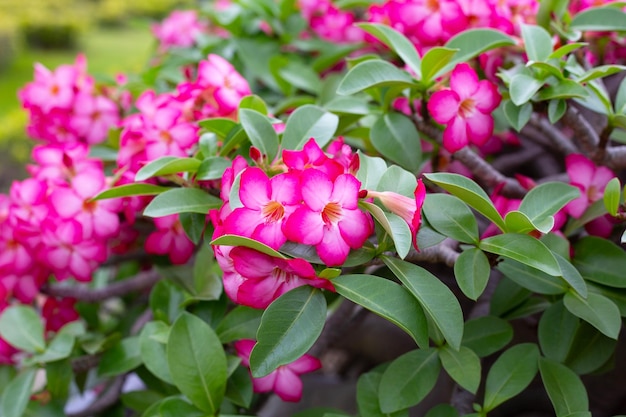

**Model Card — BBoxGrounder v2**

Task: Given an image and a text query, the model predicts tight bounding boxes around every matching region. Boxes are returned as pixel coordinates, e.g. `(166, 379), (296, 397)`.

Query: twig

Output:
(41, 269), (161, 302)
(66, 375), (126, 417)
(525, 113), (578, 155)
(561, 106), (600, 158)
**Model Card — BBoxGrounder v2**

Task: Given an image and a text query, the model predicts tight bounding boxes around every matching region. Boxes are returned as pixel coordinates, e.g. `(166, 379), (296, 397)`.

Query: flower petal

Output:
(427, 90), (460, 124)
(450, 63), (479, 99)
(239, 167), (271, 208)
(442, 116), (469, 153)
(466, 112), (494, 146)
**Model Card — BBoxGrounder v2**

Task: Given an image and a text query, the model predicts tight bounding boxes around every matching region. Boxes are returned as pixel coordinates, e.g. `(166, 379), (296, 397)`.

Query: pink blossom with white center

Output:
(152, 10), (207, 50)
(38, 218), (107, 282)
(70, 93), (120, 145)
(283, 138), (344, 180)
(427, 63), (502, 153)
(564, 154), (614, 218)
(235, 339), (322, 402)
(284, 169), (373, 266)
(223, 168), (302, 250)
(196, 54), (252, 115)
(225, 247), (334, 309)
(365, 179), (426, 250)
(145, 214), (195, 265)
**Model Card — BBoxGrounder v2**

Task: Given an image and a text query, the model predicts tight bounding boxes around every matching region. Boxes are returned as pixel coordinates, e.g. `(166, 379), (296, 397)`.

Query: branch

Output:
(525, 113), (578, 155)
(41, 269), (161, 302)
(309, 299), (360, 358)
(561, 106), (600, 158)
(405, 239), (459, 268)
(66, 375), (126, 417)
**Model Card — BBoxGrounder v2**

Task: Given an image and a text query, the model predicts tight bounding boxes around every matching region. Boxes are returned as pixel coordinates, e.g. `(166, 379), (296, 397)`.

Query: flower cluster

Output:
(152, 10), (208, 50)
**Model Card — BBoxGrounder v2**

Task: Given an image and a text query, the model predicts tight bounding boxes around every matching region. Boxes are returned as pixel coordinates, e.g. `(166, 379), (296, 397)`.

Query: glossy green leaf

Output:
(357, 371), (410, 417)
(370, 112), (422, 172)
(462, 316), (513, 358)
(504, 297), (551, 320)
(196, 156), (232, 181)
(280, 62), (321, 95)
(443, 29), (516, 74)
(519, 182), (580, 228)
(423, 172), (505, 231)
(549, 43), (588, 60)
(98, 336), (142, 377)
(225, 365), (254, 408)
(239, 108), (279, 162)
(210, 234), (286, 259)
(503, 100), (533, 131)
(439, 345), (481, 394)
(521, 24), (553, 62)
(481, 233), (561, 276)
(570, 7), (626, 31)
(0, 369), (36, 417)
(603, 177), (621, 216)
(143, 187), (222, 217)
(539, 358), (589, 417)
(422, 193), (479, 244)
(565, 321), (617, 374)
(497, 258), (567, 295)
(238, 94), (269, 114)
(548, 99), (567, 123)
(158, 397), (206, 417)
(538, 300), (579, 363)
(554, 253), (587, 298)
(505, 210), (554, 234)
(179, 212), (206, 245)
(528, 61), (564, 80)
(563, 291), (621, 339)
(376, 165), (418, 197)
(425, 404), (459, 417)
(509, 73), (543, 105)
(379, 348), (441, 412)
(357, 23), (422, 77)
(490, 277), (532, 317)
(421, 47), (458, 83)
(167, 312), (227, 414)
(483, 343), (540, 412)
(250, 286), (326, 377)
(28, 332), (75, 364)
(454, 248), (491, 301)
(333, 274), (429, 348)
(356, 152), (387, 191)
(362, 202), (412, 259)
(537, 80), (589, 101)
(93, 183), (171, 200)
(44, 359), (72, 402)
(576, 65), (626, 84)
(572, 236), (626, 287)
(615, 75), (626, 113)
(216, 306), (263, 344)
(281, 105), (339, 150)
(0, 305), (45, 353)
(140, 321), (173, 384)
(199, 118), (238, 139)
(383, 257), (464, 350)
(337, 59), (417, 96)
(135, 157), (201, 181)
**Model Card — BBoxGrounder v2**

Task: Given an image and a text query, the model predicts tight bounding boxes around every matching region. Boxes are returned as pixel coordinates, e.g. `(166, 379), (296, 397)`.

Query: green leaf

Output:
(357, 23), (422, 77)
(423, 172), (505, 231)
(497, 258), (567, 295)
(28, 332), (75, 364)
(548, 99), (567, 124)
(143, 187), (222, 217)
(454, 248), (491, 301)
(0, 369), (36, 417)
(216, 306), (263, 344)
(462, 316), (513, 358)
(504, 210), (554, 234)
(536, 80), (589, 101)
(480, 233), (561, 276)
(421, 47), (458, 84)
(539, 358), (589, 417)
(554, 253), (587, 298)
(179, 212), (206, 245)
(509, 73), (543, 105)
(158, 397), (206, 417)
(250, 286), (326, 377)
(361, 202), (412, 259)
(439, 345), (481, 394)
(337, 59), (417, 96)
(549, 42), (588, 60)
(333, 274), (429, 348)
(279, 61), (321, 94)
(225, 365), (254, 408)
(563, 291), (621, 339)
(383, 257), (464, 350)
(565, 321), (617, 374)
(521, 24), (553, 62)
(615, 75), (626, 113)
(370, 112), (422, 172)
(281, 105), (339, 151)
(135, 157), (201, 181)
(0, 305), (45, 353)
(603, 177), (621, 216)
(376, 165), (418, 197)
(570, 7), (626, 31)
(443, 29), (516, 74)
(538, 300), (579, 363)
(425, 404), (459, 417)
(503, 100), (533, 131)
(572, 236), (626, 287)
(357, 371), (409, 417)
(93, 183), (171, 200)
(140, 321), (173, 384)
(98, 336), (142, 377)
(196, 156), (232, 181)
(239, 108), (279, 162)
(239, 94), (269, 114)
(199, 118), (238, 140)
(575, 65), (626, 84)
(167, 312), (227, 414)
(518, 182), (580, 229)
(483, 343), (540, 412)
(357, 152), (388, 191)
(379, 348), (441, 412)
(210, 234), (286, 259)
(422, 193), (479, 244)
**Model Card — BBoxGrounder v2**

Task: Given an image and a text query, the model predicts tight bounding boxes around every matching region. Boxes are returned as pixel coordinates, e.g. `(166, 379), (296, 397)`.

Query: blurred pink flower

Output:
(564, 154), (614, 218)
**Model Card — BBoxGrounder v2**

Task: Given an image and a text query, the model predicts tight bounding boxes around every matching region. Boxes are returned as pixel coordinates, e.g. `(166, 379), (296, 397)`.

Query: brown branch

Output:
(525, 113), (578, 155)
(561, 106), (600, 158)
(66, 375), (126, 417)
(41, 269), (161, 302)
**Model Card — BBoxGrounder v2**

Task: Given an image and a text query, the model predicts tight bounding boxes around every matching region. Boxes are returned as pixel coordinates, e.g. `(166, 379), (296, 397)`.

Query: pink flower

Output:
(565, 154), (614, 218)
(284, 169), (373, 266)
(145, 214), (195, 265)
(223, 168), (301, 250)
(197, 54), (251, 115)
(427, 63), (501, 153)
(70, 93), (120, 145)
(42, 297), (79, 333)
(234, 339), (322, 402)
(364, 179), (426, 250)
(222, 247), (333, 309)
(152, 10), (207, 49)
(283, 138), (343, 180)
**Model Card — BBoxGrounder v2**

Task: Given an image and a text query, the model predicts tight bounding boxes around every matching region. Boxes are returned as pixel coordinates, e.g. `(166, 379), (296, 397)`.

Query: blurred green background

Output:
(0, 0), (194, 189)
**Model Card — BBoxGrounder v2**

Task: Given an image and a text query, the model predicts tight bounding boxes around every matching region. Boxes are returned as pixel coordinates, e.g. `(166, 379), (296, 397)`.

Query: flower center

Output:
(262, 200), (285, 223)
(321, 202), (342, 225)
(426, 0), (439, 11)
(458, 98), (476, 118)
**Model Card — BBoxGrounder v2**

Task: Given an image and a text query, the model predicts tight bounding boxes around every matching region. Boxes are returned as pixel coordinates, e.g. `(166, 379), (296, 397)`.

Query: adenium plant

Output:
(2, 0), (626, 416)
